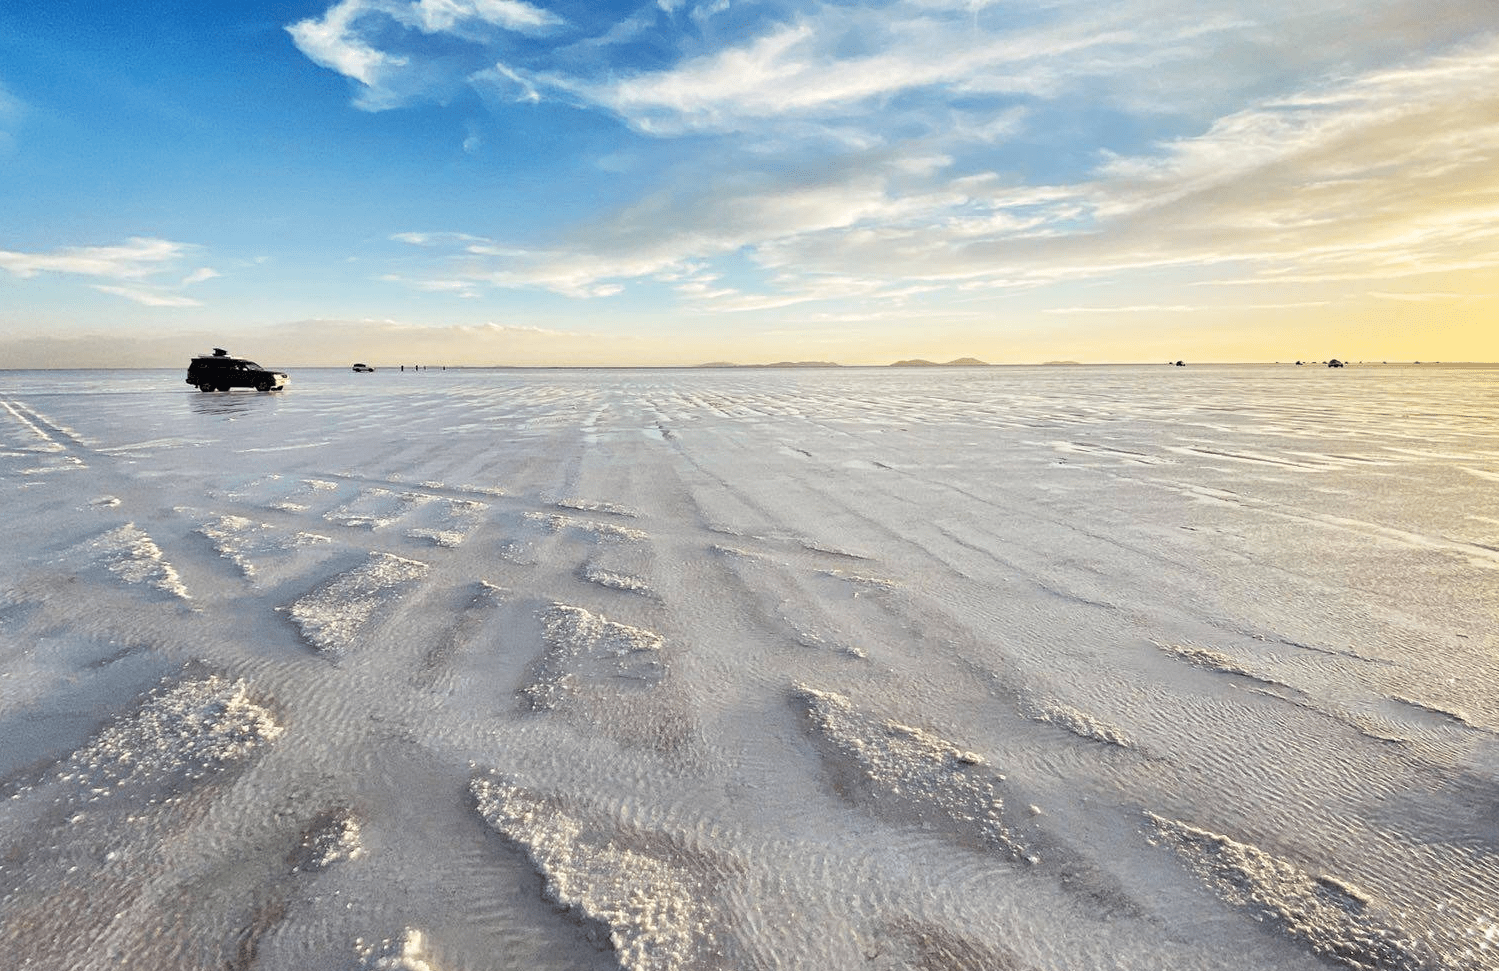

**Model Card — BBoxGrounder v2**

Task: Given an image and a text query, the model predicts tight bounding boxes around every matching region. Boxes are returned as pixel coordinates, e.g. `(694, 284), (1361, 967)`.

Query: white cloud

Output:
(391, 230), (494, 246)
(379, 272), (482, 297)
(89, 285), (202, 307)
(287, 1), (407, 88)
(0, 238), (218, 308)
(0, 237), (190, 280)
(404, 0), (559, 33)
(181, 267), (220, 286)
(287, 0), (559, 109)
(423, 169), (931, 299)
(721, 33), (1499, 301)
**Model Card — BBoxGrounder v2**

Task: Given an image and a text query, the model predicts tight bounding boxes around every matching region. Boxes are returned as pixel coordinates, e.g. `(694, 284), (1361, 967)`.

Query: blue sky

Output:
(3, 0), (1496, 365)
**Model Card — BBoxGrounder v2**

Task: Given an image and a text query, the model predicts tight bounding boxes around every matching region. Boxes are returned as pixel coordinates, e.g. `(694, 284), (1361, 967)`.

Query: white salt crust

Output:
(793, 685), (1027, 858)
(54, 675), (282, 790)
(520, 604), (666, 711)
(1149, 814), (1449, 971)
(78, 523), (190, 599)
(358, 928), (439, 971)
(471, 777), (715, 971)
(286, 552), (429, 658)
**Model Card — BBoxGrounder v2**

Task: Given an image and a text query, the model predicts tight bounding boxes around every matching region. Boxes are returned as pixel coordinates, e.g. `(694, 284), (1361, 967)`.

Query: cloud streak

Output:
(287, 0), (560, 109)
(0, 237), (189, 280)
(0, 237), (218, 307)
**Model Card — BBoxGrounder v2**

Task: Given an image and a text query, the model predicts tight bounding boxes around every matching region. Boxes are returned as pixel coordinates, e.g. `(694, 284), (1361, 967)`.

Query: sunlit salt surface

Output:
(2, 364), (1496, 970)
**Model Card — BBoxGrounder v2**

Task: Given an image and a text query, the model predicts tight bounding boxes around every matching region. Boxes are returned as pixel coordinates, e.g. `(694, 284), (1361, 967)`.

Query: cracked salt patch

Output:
(357, 928), (439, 971)
(471, 776), (723, 971)
(581, 563), (654, 595)
(286, 552), (429, 659)
(818, 568), (897, 592)
(524, 511), (649, 541)
(291, 807), (363, 872)
(196, 513), (332, 584)
(266, 476), (343, 512)
(554, 497), (639, 518)
(1023, 700), (1136, 749)
(793, 685), (1031, 859)
(1148, 814), (1453, 971)
(326, 487), (432, 529)
(1155, 641), (1288, 687)
(75, 523), (190, 600)
(519, 604), (695, 753)
(52, 674), (282, 790)
(404, 497), (488, 548)
(799, 540), (871, 560)
(520, 604), (666, 712)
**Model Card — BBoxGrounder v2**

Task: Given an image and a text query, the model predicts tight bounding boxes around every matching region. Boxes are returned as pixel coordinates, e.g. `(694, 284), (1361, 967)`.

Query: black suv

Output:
(186, 349), (289, 392)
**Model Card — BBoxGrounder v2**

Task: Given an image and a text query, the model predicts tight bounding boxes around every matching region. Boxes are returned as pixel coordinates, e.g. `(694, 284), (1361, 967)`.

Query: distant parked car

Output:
(186, 348), (288, 392)
(352, 363), (375, 372)
(1328, 359), (1345, 368)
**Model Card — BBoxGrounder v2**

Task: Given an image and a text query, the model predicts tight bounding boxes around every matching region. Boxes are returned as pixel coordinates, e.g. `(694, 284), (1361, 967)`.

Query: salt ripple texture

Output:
(3, 366), (1498, 971)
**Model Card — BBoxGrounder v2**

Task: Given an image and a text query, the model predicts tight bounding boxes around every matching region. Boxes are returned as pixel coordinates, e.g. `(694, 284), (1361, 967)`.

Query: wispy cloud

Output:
(89, 285), (203, 307)
(0, 237), (189, 280)
(0, 237), (218, 307)
(391, 230), (494, 247)
(287, 0), (560, 110)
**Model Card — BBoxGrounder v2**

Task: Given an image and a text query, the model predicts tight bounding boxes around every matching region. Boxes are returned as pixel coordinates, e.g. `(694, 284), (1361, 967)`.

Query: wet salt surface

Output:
(1, 364), (1497, 970)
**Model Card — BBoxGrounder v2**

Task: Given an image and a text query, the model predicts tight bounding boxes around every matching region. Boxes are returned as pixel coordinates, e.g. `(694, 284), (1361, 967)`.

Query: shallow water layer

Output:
(1, 364), (1496, 970)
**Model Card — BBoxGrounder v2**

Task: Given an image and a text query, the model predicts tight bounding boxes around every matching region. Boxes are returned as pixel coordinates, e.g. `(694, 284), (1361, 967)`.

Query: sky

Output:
(1, 0), (1496, 366)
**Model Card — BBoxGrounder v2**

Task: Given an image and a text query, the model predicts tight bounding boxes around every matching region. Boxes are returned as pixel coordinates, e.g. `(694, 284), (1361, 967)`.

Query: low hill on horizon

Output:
(696, 360), (843, 368)
(889, 357), (989, 367)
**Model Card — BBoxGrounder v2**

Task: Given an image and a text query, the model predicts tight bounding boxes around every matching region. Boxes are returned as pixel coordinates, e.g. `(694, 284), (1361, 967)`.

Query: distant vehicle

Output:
(352, 363), (375, 372)
(1328, 359), (1345, 368)
(186, 348), (288, 392)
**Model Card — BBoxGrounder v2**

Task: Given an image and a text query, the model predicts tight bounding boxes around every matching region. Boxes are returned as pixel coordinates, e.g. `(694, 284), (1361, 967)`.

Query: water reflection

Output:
(187, 389), (283, 418)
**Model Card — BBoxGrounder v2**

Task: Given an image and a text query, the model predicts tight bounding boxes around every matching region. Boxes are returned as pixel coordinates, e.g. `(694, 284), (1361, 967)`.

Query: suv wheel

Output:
(256, 379), (272, 392)
(199, 381), (215, 392)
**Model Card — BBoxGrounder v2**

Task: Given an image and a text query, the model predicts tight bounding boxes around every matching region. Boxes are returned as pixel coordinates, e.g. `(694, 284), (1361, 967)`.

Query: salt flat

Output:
(1, 364), (1496, 971)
